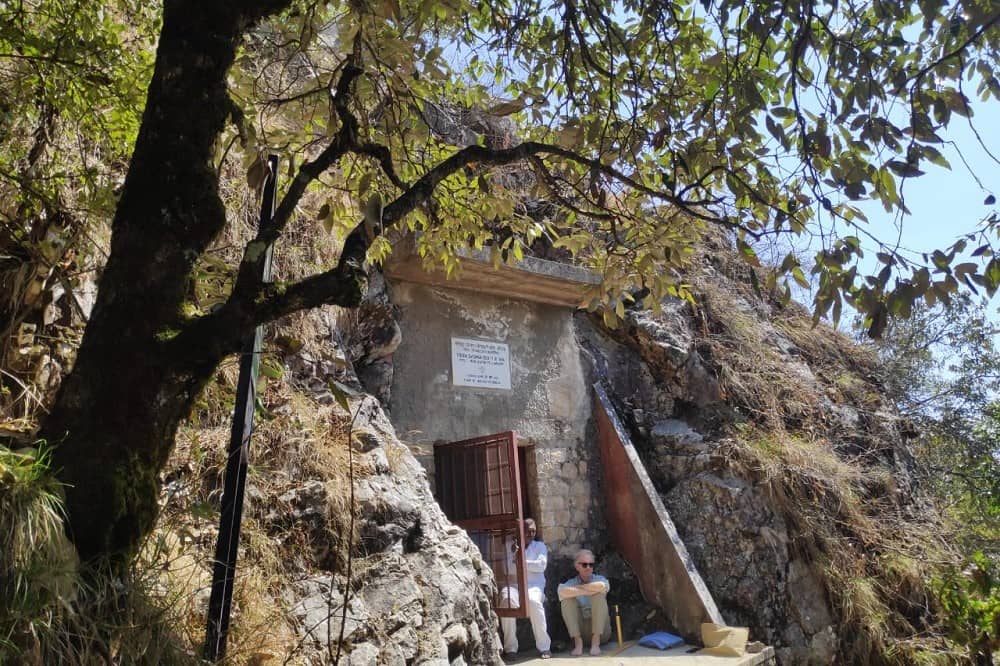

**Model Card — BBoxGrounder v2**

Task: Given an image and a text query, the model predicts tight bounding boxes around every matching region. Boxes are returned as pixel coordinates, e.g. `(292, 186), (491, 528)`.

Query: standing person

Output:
(558, 549), (612, 656)
(500, 518), (552, 659)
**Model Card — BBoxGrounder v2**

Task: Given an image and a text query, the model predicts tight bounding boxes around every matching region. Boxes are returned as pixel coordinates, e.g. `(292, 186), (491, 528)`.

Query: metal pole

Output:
(204, 155), (279, 662)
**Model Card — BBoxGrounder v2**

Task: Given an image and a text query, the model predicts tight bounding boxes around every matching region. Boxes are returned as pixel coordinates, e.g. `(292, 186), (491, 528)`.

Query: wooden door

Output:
(435, 431), (527, 618)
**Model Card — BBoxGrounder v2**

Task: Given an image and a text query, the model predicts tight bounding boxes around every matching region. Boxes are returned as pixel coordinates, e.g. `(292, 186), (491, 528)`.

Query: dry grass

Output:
(689, 240), (883, 431)
(721, 424), (955, 665)
(692, 275), (824, 430)
(0, 443), (199, 665)
(149, 379), (378, 663)
(660, 238), (962, 664)
(586, 232), (964, 662)
(0, 365), (379, 665)
(0, 444), (76, 661)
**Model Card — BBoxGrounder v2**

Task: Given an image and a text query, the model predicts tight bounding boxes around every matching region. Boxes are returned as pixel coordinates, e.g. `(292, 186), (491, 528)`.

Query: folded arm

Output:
(557, 580), (608, 600)
(525, 545), (547, 574)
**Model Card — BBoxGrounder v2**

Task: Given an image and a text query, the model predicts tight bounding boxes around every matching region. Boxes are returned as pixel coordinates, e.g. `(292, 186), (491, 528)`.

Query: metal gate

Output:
(434, 431), (527, 618)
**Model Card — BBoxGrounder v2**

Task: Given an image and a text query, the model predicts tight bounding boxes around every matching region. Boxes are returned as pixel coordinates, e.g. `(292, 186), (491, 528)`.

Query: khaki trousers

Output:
(560, 593), (612, 642)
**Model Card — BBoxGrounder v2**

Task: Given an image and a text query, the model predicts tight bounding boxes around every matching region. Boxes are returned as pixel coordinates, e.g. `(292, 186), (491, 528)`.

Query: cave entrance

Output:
(434, 431), (529, 618)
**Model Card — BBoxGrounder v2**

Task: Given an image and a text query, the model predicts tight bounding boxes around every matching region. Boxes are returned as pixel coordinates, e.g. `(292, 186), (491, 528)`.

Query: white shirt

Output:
(508, 539), (548, 591)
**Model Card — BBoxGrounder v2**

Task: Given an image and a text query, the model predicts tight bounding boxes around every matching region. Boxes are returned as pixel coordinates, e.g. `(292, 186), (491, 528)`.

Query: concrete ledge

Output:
(516, 642), (776, 664)
(384, 238), (601, 307)
(593, 383), (723, 640)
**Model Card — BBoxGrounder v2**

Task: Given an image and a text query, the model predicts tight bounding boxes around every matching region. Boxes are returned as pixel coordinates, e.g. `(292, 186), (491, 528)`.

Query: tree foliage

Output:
(214, 0), (1000, 330)
(0, 0), (156, 408)
(870, 294), (1000, 547)
(938, 551), (1000, 664)
(870, 295), (1000, 661)
(0, 0), (993, 566)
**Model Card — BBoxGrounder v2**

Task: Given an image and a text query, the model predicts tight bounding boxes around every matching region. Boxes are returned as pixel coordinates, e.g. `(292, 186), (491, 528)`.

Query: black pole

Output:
(204, 155), (279, 661)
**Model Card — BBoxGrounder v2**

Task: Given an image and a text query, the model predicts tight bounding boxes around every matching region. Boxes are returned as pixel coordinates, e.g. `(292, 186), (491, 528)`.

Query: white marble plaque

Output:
(451, 337), (511, 390)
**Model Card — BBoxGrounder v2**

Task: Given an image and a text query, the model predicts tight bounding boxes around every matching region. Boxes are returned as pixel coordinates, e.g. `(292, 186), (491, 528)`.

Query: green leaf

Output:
(328, 380), (360, 412)
(792, 266), (809, 289)
(985, 258), (1000, 294)
(921, 145), (951, 169)
(260, 357), (284, 380)
(737, 239), (760, 266)
(887, 160), (924, 178)
(703, 79), (721, 100)
(765, 115), (784, 143)
(944, 90), (971, 117)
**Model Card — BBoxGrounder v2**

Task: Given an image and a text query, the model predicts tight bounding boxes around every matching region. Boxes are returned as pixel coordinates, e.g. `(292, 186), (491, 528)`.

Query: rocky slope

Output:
(2, 225), (952, 665)
(150, 304), (504, 665)
(193, 236), (947, 665)
(577, 241), (946, 664)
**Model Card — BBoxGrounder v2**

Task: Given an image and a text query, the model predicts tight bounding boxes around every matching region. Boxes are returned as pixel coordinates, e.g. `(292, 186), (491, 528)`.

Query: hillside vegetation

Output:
(3, 227), (997, 663)
(2, 0), (999, 662)
(584, 238), (962, 663)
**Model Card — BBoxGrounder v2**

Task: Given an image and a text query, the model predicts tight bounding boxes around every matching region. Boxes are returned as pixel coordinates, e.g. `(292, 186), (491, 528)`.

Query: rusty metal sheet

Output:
(595, 398), (644, 570)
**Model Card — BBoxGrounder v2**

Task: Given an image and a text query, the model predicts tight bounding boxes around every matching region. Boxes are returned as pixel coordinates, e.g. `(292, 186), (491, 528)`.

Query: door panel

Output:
(435, 431), (527, 618)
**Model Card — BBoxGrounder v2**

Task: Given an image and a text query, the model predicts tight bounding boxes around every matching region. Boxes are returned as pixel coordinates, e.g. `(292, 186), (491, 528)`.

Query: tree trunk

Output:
(39, 0), (285, 568)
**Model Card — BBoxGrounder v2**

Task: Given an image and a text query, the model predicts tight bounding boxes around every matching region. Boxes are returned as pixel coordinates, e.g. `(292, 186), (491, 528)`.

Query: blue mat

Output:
(637, 631), (684, 650)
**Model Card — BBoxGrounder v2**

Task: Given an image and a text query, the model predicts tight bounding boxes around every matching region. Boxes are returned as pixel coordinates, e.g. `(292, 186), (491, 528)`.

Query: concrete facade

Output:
(386, 279), (605, 557)
(381, 250), (733, 653)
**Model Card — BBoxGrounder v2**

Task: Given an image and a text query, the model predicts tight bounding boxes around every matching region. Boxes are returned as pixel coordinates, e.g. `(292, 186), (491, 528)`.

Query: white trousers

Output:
(500, 585), (551, 653)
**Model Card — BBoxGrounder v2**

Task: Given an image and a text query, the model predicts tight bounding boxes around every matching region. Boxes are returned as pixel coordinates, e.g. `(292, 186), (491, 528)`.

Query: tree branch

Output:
(167, 222), (370, 362)
(907, 12), (1000, 87)
(189, 133), (759, 355)
(229, 55), (365, 302)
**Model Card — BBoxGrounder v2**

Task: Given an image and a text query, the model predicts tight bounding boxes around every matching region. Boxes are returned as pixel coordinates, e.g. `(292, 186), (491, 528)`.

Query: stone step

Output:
(511, 641), (775, 665)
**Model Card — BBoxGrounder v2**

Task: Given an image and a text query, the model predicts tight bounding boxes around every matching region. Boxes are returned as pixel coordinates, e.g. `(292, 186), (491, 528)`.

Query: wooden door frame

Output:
(434, 431), (528, 618)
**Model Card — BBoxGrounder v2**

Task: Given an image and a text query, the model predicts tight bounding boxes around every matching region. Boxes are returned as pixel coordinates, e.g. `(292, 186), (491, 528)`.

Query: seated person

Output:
(557, 549), (612, 656)
(499, 519), (552, 659)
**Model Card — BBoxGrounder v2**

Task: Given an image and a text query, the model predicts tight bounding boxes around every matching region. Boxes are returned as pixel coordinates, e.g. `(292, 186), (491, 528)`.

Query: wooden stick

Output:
(609, 641), (634, 656)
(615, 604), (624, 647)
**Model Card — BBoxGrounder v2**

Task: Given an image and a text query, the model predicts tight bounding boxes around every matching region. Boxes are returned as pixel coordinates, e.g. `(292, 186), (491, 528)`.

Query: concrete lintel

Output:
(384, 238), (601, 308)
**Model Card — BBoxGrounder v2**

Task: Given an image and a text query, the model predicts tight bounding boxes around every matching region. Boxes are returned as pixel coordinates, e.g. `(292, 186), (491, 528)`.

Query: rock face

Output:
(159, 301), (503, 665)
(277, 335), (502, 665)
(577, 250), (936, 665)
(283, 457), (500, 665)
(175, 244), (936, 665)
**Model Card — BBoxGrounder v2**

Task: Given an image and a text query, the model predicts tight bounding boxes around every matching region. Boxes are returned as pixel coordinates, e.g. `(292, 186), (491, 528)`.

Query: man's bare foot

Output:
(570, 637), (583, 656)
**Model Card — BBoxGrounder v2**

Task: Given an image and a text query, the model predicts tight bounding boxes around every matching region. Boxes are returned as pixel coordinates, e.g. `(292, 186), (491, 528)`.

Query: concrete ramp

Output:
(594, 383), (723, 640)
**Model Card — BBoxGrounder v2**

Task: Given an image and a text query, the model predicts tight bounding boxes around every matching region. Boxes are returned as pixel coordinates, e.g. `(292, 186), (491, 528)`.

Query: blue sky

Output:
(823, 95), (1000, 327)
(856, 98), (999, 270)
(764, 93), (1000, 323)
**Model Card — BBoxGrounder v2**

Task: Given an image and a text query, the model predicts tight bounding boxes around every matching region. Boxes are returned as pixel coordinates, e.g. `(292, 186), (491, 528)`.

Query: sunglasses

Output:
(577, 562), (595, 568)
